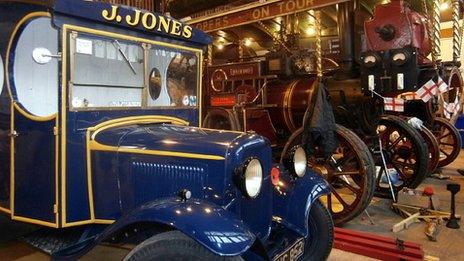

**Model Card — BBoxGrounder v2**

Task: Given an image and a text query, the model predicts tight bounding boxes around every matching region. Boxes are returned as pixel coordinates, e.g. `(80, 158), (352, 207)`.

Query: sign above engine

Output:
(188, 0), (349, 32)
(209, 61), (263, 81)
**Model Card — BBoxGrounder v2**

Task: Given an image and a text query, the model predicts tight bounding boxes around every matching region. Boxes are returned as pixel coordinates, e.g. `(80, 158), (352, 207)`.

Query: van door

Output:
(9, 15), (58, 227)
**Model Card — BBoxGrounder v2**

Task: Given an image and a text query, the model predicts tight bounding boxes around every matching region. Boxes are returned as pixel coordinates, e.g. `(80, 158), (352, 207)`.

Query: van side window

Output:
(13, 17), (58, 117)
(147, 47), (198, 107)
(71, 34), (144, 109)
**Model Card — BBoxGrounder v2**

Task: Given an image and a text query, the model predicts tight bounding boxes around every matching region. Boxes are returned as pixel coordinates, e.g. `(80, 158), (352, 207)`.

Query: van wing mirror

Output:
(32, 47), (62, 64)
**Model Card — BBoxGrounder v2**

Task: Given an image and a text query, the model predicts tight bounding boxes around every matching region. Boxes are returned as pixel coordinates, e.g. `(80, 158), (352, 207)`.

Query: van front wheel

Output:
(124, 231), (243, 261)
(302, 200), (334, 261)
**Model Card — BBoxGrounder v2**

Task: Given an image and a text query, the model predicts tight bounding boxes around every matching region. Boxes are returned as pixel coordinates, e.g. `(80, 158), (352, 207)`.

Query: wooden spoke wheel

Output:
(375, 115), (429, 196)
(442, 66), (463, 124)
(417, 126), (440, 174)
(202, 108), (240, 131)
(281, 125), (375, 226)
(432, 117), (462, 168)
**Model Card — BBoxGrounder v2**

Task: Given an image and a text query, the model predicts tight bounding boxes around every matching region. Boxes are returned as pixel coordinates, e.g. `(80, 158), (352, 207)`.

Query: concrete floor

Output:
(332, 149), (464, 261)
(0, 150), (462, 260)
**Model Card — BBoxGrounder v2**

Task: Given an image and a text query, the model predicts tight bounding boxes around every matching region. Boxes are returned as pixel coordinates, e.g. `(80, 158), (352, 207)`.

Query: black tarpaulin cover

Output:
(301, 81), (338, 158)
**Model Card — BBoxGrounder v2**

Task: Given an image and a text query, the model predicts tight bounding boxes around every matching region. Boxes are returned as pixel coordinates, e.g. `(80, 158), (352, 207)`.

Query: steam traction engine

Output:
(329, 0), (462, 195)
(358, 0), (463, 169)
(204, 60), (376, 226)
(199, 0), (464, 224)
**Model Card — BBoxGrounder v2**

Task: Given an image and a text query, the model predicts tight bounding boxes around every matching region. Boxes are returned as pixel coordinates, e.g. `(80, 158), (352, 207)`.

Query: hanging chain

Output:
(207, 44), (213, 66)
(315, 11), (323, 77)
(431, 0), (442, 63)
(460, 7), (464, 58)
(257, 20), (292, 53)
(452, 0), (461, 62)
(422, 0), (433, 47)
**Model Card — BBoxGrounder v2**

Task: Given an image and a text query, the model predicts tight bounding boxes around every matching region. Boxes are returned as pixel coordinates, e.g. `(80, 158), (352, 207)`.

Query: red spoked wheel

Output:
(375, 115), (429, 196)
(432, 117), (462, 168)
(281, 125), (375, 226)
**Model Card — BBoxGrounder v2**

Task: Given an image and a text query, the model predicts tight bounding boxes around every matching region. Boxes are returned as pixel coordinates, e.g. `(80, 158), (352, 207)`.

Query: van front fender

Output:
(53, 198), (255, 259)
(273, 170), (330, 236)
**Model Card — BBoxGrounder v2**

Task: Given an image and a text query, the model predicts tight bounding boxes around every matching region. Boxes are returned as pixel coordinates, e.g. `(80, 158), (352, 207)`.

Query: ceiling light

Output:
(244, 38), (252, 47)
(306, 27), (316, 36)
(440, 2), (449, 10)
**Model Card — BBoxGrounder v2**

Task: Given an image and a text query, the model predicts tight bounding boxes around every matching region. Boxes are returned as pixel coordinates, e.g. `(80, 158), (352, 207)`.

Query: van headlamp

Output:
(237, 158), (263, 198)
(292, 146), (307, 177)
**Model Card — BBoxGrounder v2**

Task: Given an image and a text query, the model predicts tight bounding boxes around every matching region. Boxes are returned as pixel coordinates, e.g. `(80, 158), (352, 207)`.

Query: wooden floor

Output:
(0, 150), (463, 260)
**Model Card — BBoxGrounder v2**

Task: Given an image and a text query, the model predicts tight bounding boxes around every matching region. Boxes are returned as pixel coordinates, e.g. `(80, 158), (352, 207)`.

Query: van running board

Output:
(21, 228), (84, 255)
(334, 227), (424, 261)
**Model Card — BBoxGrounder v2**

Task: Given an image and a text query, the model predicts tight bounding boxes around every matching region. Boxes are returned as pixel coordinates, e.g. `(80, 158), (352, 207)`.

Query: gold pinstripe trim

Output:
(61, 23), (69, 227)
(89, 140), (225, 160)
(12, 215), (58, 228)
(89, 115), (189, 140)
(0, 206), (11, 214)
(13, 103), (57, 122)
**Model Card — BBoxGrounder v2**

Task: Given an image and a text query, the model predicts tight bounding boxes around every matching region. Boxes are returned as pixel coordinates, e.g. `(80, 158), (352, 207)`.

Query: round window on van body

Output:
(149, 68), (162, 101)
(12, 16), (58, 117)
(0, 55), (4, 95)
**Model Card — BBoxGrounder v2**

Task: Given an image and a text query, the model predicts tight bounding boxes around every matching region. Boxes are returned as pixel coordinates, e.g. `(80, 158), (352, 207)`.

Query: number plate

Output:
(273, 238), (305, 261)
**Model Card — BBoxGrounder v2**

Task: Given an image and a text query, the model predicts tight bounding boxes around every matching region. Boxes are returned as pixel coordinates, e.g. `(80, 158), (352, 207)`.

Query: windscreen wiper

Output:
(113, 40), (137, 75)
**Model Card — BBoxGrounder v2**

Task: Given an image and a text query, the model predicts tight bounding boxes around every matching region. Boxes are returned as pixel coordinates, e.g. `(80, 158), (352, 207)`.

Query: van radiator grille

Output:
(130, 161), (207, 201)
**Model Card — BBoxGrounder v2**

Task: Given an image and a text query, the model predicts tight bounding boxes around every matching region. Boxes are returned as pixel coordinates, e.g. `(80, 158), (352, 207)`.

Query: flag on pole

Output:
(415, 80), (438, 102)
(444, 96), (462, 119)
(384, 97), (405, 112)
(437, 76), (449, 93)
(454, 95), (461, 114)
(444, 102), (453, 119)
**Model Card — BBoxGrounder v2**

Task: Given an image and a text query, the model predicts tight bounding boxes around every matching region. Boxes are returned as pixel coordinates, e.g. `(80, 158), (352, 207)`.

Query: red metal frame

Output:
(334, 227), (424, 261)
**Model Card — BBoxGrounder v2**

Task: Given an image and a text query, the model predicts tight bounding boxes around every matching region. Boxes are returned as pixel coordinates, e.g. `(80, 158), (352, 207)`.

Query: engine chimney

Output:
(336, 1), (358, 79)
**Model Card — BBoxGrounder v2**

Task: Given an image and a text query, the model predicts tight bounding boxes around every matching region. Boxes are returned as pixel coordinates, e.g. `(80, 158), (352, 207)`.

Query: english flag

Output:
(415, 80), (438, 102)
(384, 97), (404, 112)
(437, 77), (449, 93)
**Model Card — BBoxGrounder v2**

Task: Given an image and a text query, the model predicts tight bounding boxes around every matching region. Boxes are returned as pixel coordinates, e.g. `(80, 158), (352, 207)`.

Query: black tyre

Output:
(432, 117), (462, 168)
(124, 231), (243, 261)
(375, 115), (429, 195)
(281, 125), (375, 226)
(417, 126), (440, 174)
(327, 125), (375, 225)
(301, 200), (334, 261)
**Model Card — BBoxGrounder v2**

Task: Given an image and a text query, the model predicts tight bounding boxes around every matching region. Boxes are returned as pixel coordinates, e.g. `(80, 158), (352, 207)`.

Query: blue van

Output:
(0, 1), (332, 259)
